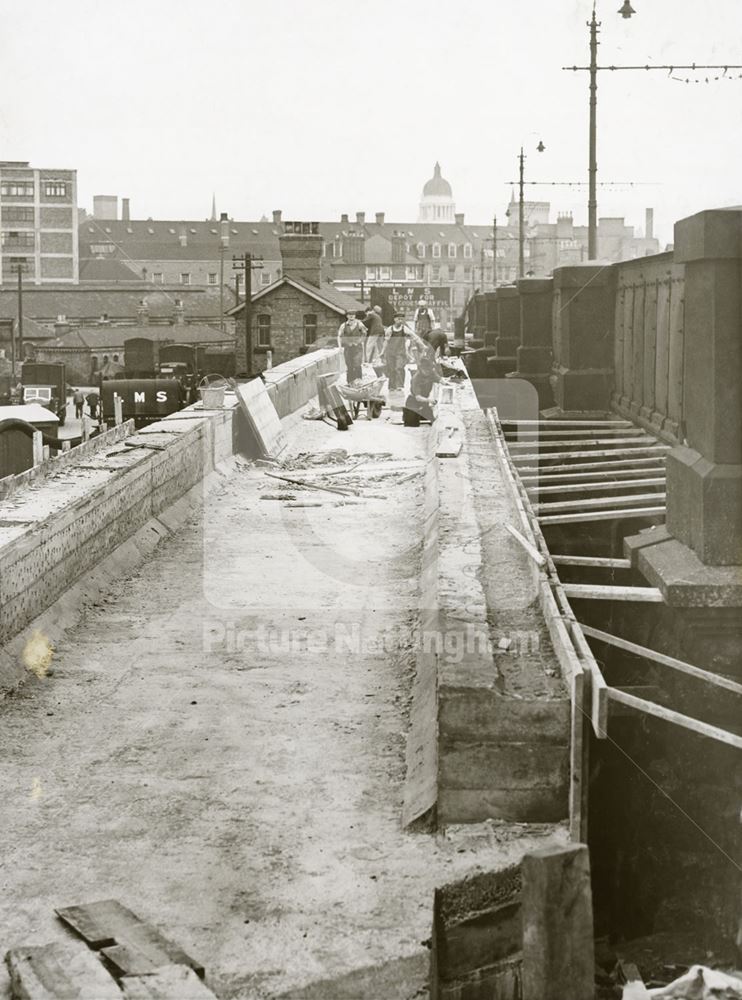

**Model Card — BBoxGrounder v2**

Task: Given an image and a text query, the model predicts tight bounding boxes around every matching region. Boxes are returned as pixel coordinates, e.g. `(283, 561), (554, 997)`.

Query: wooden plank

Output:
(504, 427), (647, 437)
(500, 419), (633, 427)
(552, 555), (632, 569)
(505, 523), (547, 567)
(539, 506), (666, 526)
(6, 942), (122, 999)
(535, 492), (666, 514)
(121, 966), (217, 999)
(519, 458), (666, 477)
(563, 584), (664, 603)
(527, 477), (665, 496)
(56, 899), (204, 979)
(520, 465), (666, 483)
(618, 960), (651, 999)
(581, 624), (742, 697)
(234, 379), (288, 460)
(508, 436), (656, 449)
(512, 445), (670, 463)
(607, 688), (742, 750)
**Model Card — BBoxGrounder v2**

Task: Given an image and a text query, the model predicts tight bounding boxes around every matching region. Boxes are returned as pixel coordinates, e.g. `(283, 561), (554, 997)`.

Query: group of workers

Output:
(72, 388), (101, 422)
(336, 298), (453, 428)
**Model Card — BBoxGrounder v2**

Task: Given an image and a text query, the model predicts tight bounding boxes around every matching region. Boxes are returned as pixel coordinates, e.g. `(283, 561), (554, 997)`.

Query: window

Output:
(90, 243), (115, 255)
(2, 206), (33, 223)
(152, 272), (163, 284)
(431, 265), (441, 282)
(1, 181), (34, 198)
(2, 230), (34, 248)
(303, 313), (317, 346)
(113, 354), (119, 362)
(416, 243), (425, 258)
(448, 243), (457, 258)
(440, 266), (449, 281)
(208, 272), (218, 285)
(44, 180), (67, 198)
(260, 272), (271, 286)
(463, 244), (473, 258)
(406, 265), (423, 281)
(463, 265), (472, 280)
(432, 243), (441, 258)
(365, 266), (376, 280)
(257, 314), (271, 347)
(180, 273), (191, 284)
(379, 266), (391, 280)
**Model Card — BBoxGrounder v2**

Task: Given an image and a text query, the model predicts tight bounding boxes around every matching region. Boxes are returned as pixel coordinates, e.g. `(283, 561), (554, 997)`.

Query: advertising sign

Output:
(370, 285), (451, 325)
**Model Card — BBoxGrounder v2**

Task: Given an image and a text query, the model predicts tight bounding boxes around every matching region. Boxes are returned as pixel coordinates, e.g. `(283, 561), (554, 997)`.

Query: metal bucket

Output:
(200, 386), (225, 408)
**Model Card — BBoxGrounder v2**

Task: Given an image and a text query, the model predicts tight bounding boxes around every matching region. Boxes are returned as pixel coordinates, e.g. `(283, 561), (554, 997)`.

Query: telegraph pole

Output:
(518, 148), (525, 280)
(233, 252), (263, 376)
(492, 215), (497, 288)
(16, 262), (24, 364)
(218, 212), (229, 333)
(588, 7), (599, 260)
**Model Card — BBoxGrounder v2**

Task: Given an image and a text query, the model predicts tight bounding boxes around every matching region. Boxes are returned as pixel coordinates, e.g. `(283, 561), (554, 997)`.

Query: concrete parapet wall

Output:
(403, 377), (570, 828)
(262, 347), (342, 418)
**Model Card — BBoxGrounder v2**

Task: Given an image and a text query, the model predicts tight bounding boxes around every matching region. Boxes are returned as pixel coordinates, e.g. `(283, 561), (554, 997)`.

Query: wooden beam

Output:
(562, 583), (664, 602)
(505, 523), (547, 566)
(581, 623), (742, 697)
(607, 688), (742, 749)
(539, 506), (666, 525)
(512, 445), (671, 463)
(505, 427), (648, 438)
(528, 477), (665, 496)
(535, 492), (666, 514)
(552, 555), (632, 569)
(500, 419), (634, 427)
(519, 459), (666, 478)
(509, 436), (656, 449)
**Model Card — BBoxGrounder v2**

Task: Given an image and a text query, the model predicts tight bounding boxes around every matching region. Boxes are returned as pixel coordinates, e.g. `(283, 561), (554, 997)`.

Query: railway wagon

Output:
(100, 377), (184, 428)
(123, 337), (159, 378)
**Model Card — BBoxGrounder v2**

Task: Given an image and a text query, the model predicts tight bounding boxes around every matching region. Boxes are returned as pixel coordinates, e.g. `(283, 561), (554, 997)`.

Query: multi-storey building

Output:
(0, 161), (78, 286)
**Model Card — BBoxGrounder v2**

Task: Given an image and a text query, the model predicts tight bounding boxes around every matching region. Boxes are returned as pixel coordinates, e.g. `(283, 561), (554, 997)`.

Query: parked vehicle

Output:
(100, 377), (184, 428)
(21, 362), (67, 425)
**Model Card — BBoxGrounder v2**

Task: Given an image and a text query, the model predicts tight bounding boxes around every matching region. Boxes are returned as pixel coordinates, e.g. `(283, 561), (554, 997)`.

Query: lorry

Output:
(21, 362), (67, 425)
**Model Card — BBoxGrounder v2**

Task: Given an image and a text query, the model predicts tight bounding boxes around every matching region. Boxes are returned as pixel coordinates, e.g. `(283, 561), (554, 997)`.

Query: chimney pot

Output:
(122, 198), (130, 222)
(272, 209), (282, 224)
(375, 212), (385, 225)
(341, 213), (349, 225)
(356, 211), (365, 225)
(455, 212), (464, 225)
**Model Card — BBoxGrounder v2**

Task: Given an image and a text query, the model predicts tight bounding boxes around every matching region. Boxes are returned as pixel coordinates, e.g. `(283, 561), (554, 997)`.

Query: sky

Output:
(2, 0), (741, 247)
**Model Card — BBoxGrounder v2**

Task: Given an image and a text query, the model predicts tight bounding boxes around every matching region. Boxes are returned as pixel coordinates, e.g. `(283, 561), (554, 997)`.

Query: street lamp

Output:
(518, 140), (545, 279)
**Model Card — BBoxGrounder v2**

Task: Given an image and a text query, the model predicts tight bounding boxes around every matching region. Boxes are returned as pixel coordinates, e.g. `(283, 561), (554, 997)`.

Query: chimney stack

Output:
(645, 208), (654, 240)
(356, 211), (365, 226)
(179, 225), (187, 247)
(219, 212), (229, 247)
(278, 221), (323, 287)
(340, 213), (349, 225)
(391, 231), (406, 265)
(137, 298), (150, 326)
(54, 315), (70, 336)
(93, 195), (118, 220)
(122, 198), (130, 222)
(455, 212), (464, 225)
(272, 209), (282, 225)
(375, 212), (385, 225)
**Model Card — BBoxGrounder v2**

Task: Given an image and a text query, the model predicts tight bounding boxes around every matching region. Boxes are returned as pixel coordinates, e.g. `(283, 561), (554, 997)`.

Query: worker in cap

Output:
(364, 304), (386, 365)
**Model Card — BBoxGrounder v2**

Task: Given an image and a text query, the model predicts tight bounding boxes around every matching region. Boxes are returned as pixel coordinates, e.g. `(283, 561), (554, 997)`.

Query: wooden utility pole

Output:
(233, 252), (263, 376)
(492, 215), (497, 288)
(518, 148), (525, 280)
(588, 8), (599, 260)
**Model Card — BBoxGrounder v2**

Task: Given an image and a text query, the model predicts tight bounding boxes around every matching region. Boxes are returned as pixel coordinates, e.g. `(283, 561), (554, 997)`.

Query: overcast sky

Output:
(2, 0), (740, 246)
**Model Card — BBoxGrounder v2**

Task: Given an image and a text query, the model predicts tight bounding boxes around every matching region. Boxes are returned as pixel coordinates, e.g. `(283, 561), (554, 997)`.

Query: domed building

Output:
(418, 162), (455, 223)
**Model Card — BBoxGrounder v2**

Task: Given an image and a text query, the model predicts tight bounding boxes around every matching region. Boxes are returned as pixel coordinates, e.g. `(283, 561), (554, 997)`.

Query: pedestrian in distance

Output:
(85, 391), (101, 422)
(72, 388), (85, 419)
(337, 311), (366, 383)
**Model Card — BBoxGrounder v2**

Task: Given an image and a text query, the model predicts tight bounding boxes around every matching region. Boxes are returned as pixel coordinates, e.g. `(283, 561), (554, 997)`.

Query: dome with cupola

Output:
(418, 162), (455, 222)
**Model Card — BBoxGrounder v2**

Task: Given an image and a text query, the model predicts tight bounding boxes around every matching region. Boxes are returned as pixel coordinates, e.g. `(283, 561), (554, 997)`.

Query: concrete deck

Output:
(0, 391), (567, 1000)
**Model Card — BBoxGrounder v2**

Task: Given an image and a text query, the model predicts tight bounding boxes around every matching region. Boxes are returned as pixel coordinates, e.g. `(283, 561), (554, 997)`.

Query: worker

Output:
(85, 391), (101, 422)
(337, 311), (366, 383)
(414, 298), (436, 339)
(363, 305), (386, 365)
(402, 349), (443, 427)
(384, 312), (409, 390)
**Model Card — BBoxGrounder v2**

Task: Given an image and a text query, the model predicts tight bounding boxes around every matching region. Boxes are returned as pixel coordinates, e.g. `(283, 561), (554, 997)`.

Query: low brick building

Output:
(229, 222), (364, 372)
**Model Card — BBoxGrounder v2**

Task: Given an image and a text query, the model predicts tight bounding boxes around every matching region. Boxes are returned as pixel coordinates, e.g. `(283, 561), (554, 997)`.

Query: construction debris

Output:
(646, 965), (742, 998)
(5, 941), (122, 999)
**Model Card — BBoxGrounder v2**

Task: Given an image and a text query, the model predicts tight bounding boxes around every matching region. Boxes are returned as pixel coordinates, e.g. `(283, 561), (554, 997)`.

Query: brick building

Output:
(228, 222), (364, 372)
(1, 161), (78, 286)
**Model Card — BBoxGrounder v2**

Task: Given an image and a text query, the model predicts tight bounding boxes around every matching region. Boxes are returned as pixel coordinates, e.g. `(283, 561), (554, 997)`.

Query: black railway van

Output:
(100, 378), (183, 428)
(123, 337), (160, 377)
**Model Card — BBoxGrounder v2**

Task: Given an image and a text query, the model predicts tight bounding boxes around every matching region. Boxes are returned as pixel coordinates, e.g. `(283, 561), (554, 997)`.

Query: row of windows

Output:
(152, 271), (275, 286)
(418, 243), (473, 259)
(0, 180), (68, 198)
(256, 313), (316, 349)
(365, 265), (424, 282)
(2, 206), (34, 223)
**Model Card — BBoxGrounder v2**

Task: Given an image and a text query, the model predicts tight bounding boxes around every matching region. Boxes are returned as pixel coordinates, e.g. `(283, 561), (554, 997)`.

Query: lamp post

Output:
(518, 140), (545, 279)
